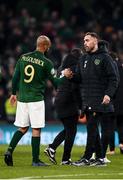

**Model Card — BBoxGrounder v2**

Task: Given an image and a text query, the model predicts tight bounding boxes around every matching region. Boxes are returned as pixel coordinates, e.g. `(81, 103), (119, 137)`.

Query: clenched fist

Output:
(63, 68), (73, 79)
(102, 95), (110, 104)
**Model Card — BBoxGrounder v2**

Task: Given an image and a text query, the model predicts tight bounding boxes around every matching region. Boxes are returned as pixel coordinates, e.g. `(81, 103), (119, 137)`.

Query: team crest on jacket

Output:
(94, 59), (101, 65)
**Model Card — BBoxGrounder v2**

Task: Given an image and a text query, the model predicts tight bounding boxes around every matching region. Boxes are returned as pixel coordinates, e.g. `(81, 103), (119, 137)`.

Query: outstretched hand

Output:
(63, 68), (73, 79)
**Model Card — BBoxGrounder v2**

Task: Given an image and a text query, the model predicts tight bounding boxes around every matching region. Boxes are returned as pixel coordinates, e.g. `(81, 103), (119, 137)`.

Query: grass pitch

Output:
(0, 145), (123, 179)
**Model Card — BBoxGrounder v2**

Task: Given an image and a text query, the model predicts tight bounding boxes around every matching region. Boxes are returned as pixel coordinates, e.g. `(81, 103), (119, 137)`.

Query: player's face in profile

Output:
(84, 35), (97, 52)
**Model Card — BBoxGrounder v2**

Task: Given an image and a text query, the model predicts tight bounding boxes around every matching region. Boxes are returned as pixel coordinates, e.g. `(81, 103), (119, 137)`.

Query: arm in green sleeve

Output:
(50, 75), (66, 87)
(46, 61), (66, 88)
(12, 60), (20, 95)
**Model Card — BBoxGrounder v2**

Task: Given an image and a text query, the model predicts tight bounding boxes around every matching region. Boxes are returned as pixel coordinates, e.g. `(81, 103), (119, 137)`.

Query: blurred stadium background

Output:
(0, 0), (123, 146)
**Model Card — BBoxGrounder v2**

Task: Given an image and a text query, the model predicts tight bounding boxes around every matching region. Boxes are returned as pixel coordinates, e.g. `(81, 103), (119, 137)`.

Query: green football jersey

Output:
(12, 50), (65, 102)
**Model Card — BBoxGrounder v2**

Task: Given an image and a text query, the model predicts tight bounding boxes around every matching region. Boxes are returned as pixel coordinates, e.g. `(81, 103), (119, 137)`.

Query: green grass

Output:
(0, 145), (123, 179)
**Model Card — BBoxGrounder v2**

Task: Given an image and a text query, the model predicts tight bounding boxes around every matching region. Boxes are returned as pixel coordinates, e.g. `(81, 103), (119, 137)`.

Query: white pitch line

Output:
(43, 172), (123, 178)
(1, 172), (123, 180)
(4, 172), (123, 179)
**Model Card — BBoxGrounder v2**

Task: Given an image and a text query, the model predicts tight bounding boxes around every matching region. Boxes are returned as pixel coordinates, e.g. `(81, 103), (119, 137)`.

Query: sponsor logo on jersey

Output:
(84, 60), (88, 68)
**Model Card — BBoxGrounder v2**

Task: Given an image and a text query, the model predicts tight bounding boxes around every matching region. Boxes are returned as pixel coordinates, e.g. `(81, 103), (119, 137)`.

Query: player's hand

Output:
(9, 95), (17, 106)
(63, 68), (73, 79)
(102, 95), (110, 104)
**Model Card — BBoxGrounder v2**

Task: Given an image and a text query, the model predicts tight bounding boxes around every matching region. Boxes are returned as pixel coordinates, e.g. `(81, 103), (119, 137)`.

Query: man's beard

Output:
(85, 46), (94, 53)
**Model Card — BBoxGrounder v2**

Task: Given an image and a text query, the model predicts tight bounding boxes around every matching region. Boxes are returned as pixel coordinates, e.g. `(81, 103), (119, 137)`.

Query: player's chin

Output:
(84, 47), (89, 52)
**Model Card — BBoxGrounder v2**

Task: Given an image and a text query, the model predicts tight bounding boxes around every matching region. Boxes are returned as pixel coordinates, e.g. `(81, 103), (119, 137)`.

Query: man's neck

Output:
(91, 44), (98, 53)
(36, 48), (44, 53)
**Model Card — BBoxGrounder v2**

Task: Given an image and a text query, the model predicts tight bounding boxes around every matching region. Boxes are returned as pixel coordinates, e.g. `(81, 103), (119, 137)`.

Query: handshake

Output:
(62, 68), (73, 79)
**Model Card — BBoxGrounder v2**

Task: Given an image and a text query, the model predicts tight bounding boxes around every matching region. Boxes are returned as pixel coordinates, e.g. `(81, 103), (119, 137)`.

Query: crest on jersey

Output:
(94, 59), (101, 65)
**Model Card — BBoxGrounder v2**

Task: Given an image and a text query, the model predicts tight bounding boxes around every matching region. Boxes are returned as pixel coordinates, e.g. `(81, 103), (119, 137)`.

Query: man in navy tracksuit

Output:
(72, 32), (119, 166)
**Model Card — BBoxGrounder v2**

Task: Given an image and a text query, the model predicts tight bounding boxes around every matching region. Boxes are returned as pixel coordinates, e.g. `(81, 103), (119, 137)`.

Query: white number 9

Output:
(24, 65), (35, 83)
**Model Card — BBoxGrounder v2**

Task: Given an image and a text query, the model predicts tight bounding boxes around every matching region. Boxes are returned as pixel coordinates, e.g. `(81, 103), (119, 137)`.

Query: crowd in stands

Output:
(0, 0), (123, 122)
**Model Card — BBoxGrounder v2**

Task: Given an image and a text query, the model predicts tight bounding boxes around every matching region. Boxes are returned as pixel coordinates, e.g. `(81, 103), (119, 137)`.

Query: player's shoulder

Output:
(18, 52), (34, 61)
(21, 51), (34, 58)
(101, 53), (113, 64)
(44, 56), (53, 66)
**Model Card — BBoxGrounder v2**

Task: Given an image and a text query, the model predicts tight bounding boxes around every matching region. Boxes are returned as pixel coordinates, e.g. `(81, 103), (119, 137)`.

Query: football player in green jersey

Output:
(4, 35), (72, 167)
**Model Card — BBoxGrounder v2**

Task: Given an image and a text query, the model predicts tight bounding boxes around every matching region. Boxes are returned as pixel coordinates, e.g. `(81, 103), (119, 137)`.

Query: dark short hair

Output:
(98, 40), (109, 50)
(71, 48), (83, 58)
(84, 32), (100, 40)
